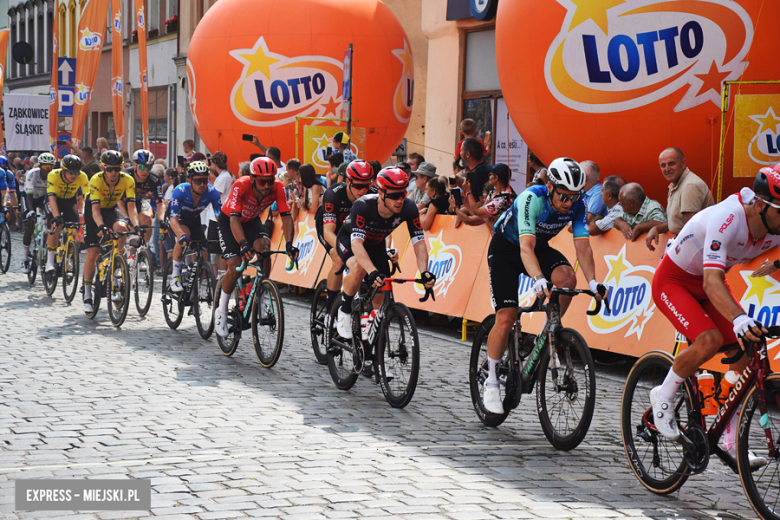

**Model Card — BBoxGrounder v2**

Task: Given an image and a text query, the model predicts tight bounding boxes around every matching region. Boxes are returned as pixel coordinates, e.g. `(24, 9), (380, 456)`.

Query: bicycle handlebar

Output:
(236, 250), (296, 272)
(720, 325), (780, 365)
(518, 284), (611, 316)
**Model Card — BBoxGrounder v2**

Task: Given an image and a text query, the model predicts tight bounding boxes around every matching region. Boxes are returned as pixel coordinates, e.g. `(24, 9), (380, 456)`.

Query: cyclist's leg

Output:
(46, 200), (66, 267)
(486, 234), (522, 361)
(536, 245), (575, 315)
(82, 207), (102, 309)
(138, 199), (154, 243)
(365, 243), (393, 310)
(325, 246), (343, 310)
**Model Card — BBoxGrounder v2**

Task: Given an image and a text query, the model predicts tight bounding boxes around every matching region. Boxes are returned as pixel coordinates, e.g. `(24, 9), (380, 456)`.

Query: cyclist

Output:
(648, 167), (780, 467)
(45, 154), (89, 274)
(482, 157), (605, 415)
(126, 149), (164, 246)
(335, 168), (436, 343)
(315, 160), (375, 313)
(215, 156), (298, 337)
(82, 150), (141, 313)
(167, 161), (222, 292)
(0, 155), (19, 227)
(20, 153), (55, 272)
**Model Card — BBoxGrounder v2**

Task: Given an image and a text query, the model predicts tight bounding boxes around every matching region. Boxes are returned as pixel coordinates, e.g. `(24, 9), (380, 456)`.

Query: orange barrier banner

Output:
(134, 0), (150, 149)
(70, 0), (111, 148)
(393, 216), (490, 318)
(49, 15), (58, 154)
(110, 0), (125, 153)
(269, 209), (326, 290)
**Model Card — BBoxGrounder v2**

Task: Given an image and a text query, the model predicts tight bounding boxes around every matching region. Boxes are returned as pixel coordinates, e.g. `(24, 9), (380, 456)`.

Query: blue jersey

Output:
(169, 183), (221, 219)
(0, 168), (16, 192)
(494, 184), (588, 247)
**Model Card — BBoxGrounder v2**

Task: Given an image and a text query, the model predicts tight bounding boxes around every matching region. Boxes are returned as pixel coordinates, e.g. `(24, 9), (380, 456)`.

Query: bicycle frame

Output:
(235, 250), (290, 322)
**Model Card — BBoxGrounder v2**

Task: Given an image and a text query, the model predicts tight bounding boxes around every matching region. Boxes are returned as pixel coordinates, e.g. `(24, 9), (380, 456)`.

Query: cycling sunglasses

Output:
(137, 163), (151, 171)
(760, 197), (780, 210)
(350, 182), (371, 191)
(254, 177), (275, 186)
(190, 177), (208, 186)
(552, 187), (581, 203)
(383, 191), (406, 200)
(104, 166), (121, 172)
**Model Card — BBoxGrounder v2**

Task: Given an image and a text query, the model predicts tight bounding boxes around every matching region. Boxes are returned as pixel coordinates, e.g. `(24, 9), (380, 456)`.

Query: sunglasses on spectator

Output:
(255, 178), (274, 186)
(105, 166), (121, 172)
(553, 187), (581, 203)
(350, 182), (371, 191)
(191, 177), (208, 186)
(383, 191), (406, 200)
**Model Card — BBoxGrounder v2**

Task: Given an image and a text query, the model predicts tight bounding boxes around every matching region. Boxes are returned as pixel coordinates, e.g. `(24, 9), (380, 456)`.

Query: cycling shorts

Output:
(84, 206), (129, 249)
(487, 233), (571, 311)
(23, 197), (45, 220)
(652, 255), (738, 346)
(217, 212), (270, 260)
(173, 215), (207, 246)
(46, 197), (79, 225)
(336, 231), (392, 278)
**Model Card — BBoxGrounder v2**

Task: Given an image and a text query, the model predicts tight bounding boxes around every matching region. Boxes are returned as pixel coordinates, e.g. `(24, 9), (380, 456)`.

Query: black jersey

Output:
(132, 172), (163, 204)
(316, 182), (353, 232)
(340, 194), (424, 247)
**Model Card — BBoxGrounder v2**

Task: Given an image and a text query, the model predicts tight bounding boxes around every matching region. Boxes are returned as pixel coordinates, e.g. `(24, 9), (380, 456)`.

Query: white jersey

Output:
(25, 168), (48, 198)
(667, 189), (780, 276)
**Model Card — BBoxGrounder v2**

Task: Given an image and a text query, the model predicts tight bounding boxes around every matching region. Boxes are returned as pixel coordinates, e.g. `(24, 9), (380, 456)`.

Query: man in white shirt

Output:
(208, 151), (234, 276)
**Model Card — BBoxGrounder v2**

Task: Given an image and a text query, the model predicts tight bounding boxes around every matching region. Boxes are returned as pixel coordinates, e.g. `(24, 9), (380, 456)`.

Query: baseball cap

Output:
(411, 162), (437, 178)
(337, 162), (349, 177)
(189, 152), (207, 162)
(332, 132), (350, 145)
(490, 163), (510, 184)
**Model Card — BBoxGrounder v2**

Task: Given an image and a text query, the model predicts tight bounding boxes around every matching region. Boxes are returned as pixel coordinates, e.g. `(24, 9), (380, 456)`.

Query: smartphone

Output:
(451, 187), (462, 207)
(326, 146), (333, 156)
(448, 176), (457, 187)
(242, 133), (255, 142)
(177, 155), (185, 167)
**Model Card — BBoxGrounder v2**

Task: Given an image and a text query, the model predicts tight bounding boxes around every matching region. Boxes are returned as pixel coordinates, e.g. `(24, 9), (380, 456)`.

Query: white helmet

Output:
(132, 149), (155, 166)
(38, 153), (56, 165)
(547, 157), (585, 192)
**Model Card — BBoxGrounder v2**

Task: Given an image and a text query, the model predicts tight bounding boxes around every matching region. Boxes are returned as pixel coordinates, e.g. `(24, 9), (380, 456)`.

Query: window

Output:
(134, 88), (169, 160)
(69, 1), (77, 58)
(10, 23), (16, 78)
(148, 0), (159, 34)
(37, 14), (44, 74)
(464, 30), (500, 92)
(59, 5), (67, 58)
(47, 11), (54, 72)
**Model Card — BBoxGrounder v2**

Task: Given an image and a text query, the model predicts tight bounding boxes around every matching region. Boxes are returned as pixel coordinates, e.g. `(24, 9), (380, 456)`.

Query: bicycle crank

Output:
(679, 424), (709, 474)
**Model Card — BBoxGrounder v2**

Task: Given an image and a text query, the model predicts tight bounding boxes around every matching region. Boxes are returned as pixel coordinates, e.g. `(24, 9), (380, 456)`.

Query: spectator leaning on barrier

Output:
(461, 137), (490, 205)
(408, 152), (425, 173)
(589, 175), (626, 236)
(580, 160), (606, 224)
(421, 176), (450, 231)
(645, 147), (714, 251)
(409, 162), (436, 209)
(325, 152), (344, 187)
(453, 163), (515, 227)
(615, 182), (667, 241)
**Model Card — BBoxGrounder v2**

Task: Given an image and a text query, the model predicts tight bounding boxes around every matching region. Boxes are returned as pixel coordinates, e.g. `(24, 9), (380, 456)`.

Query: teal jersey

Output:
(494, 184), (588, 247)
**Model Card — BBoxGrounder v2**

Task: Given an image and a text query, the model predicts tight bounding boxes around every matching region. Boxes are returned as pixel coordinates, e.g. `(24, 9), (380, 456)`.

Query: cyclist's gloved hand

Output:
(178, 233), (189, 246)
(420, 270), (436, 288)
(733, 314), (764, 345)
(239, 239), (254, 260)
(286, 241), (299, 260)
(134, 224), (144, 237)
(367, 270), (385, 288)
(51, 215), (63, 229)
(97, 224), (109, 237)
(532, 276), (549, 296)
(0, 206), (7, 216)
(588, 280), (608, 299)
(25, 210), (35, 220)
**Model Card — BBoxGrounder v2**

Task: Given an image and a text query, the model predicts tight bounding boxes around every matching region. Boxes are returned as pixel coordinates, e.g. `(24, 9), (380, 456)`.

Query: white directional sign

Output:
(58, 58), (76, 117)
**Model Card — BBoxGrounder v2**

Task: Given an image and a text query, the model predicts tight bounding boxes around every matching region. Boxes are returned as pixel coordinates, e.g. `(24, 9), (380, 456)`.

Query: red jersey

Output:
(455, 138), (489, 160)
(221, 176), (290, 222)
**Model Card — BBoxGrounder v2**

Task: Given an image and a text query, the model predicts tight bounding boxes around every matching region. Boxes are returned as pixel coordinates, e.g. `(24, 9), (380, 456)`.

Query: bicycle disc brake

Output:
(503, 366), (522, 410)
(680, 424), (709, 474)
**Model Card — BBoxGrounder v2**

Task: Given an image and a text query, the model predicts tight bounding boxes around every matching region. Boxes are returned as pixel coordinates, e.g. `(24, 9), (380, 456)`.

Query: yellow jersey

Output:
(47, 169), (89, 200)
(88, 172), (136, 209)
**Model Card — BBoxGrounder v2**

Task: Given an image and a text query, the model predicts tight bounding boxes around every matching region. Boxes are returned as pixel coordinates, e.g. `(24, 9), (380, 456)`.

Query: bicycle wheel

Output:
(0, 222), (10, 273)
(43, 240), (58, 296)
(468, 314), (511, 427)
(251, 279), (284, 368)
(27, 245), (38, 285)
(134, 249), (154, 316)
(325, 296), (360, 390)
(194, 261), (216, 339)
(107, 254), (130, 327)
(62, 241), (80, 303)
(162, 258), (185, 330)
(310, 279), (329, 365)
(214, 275), (241, 355)
(621, 351), (691, 494)
(375, 303), (420, 408)
(536, 327), (596, 451)
(737, 373), (780, 520)
(85, 267), (102, 320)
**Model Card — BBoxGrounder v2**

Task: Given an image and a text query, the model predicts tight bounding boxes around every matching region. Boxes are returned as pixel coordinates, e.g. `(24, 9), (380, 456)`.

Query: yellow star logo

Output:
(568, 0), (626, 35)
(750, 107), (780, 135)
(296, 221), (311, 243)
(428, 231), (445, 259)
(230, 37), (281, 80)
(604, 248), (630, 285)
(313, 133), (332, 151)
(391, 39), (414, 78)
(740, 271), (780, 306)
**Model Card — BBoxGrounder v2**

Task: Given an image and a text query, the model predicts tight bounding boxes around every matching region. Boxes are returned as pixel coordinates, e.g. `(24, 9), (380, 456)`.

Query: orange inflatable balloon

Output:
(496, 0), (779, 202)
(186, 0), (414, 174)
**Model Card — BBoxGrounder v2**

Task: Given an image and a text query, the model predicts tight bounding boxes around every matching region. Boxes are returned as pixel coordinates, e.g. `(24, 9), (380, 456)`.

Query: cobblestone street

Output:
(0, 236), (756, 519)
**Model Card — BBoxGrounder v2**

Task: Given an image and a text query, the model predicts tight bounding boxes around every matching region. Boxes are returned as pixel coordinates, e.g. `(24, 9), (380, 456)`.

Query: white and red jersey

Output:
(220, 176), (290, 223)
(666, 189), (780, 276)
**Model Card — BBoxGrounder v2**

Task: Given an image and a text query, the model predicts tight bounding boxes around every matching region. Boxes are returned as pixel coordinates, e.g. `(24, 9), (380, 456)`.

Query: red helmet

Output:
(250, 156), (277, 177)
(376, 168), (409, 190)
(755, 166), (780, 200)
(773, 163), (780, 176)
(346, 160), (374, 182)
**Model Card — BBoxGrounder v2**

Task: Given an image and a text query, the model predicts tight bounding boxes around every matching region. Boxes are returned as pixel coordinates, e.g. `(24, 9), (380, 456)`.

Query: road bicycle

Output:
(160, 239), (216, 339)
(469, 286), (609, 450)
(24, 210), (46, 285)
(621, 326), (780, 520)
(213, 250), (289, 368)
(0, 206), (17, 273)
(126, 225), (158, 317)
(324, 273), (434, 408)
(84, 229), (132, 327)
(42, 221), (82, 303)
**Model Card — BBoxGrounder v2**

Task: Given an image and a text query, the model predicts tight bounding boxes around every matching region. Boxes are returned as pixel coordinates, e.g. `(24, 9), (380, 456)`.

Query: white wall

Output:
(128, 36), (177, 89)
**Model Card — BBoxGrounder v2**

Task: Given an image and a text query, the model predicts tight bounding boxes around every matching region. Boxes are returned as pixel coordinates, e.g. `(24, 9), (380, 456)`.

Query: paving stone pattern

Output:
(0, 234), (757, 519)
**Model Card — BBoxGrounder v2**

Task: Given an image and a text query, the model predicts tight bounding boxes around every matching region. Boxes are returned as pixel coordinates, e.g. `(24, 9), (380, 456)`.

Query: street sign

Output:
(57, 131), (71, 158)
(58, 58), (77, 117)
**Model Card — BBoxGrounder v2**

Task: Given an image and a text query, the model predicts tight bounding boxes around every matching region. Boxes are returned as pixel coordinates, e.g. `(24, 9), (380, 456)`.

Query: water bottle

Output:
(718, 370), (740, 405)
(361, 310), (377, 340)
(696, 371), (717, 415)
